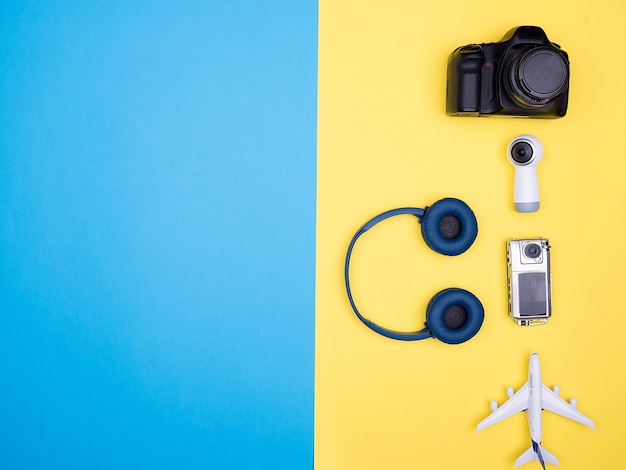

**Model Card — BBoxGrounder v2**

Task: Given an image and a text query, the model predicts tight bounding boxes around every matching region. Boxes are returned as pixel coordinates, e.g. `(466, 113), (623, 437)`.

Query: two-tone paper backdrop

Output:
(317, 1), (626, 469)
(1, 2), (315, 468)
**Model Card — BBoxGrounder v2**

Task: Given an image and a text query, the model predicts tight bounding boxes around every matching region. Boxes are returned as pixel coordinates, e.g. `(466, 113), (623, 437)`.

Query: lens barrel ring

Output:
(508, 46), (569, 107)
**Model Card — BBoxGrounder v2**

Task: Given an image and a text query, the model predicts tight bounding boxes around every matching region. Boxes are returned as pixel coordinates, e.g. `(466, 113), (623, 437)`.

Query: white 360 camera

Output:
(507, 134), (544, 212)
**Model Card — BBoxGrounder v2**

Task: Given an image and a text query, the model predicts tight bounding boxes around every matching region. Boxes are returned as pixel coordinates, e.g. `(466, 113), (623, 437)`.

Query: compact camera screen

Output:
(518, 273), (547, 316)
(507, 238), (552, 326)
(446, 26), (570, 118)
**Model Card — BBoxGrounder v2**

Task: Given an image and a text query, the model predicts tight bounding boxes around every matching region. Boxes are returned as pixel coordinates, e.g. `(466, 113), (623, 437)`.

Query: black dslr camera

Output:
(446, 26), (570, 118)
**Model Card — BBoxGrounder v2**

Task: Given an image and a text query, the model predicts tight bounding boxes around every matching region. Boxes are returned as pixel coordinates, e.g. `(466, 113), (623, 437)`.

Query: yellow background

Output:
(316, 1), (626, 469)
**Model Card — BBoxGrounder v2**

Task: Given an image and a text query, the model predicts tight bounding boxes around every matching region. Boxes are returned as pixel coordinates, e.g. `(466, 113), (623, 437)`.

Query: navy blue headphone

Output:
(344, 198), (485, 344)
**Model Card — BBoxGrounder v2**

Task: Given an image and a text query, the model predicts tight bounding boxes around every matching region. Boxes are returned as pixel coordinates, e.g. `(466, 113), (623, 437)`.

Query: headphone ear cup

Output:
(425, 288), (484, 344)
(421, 198), (478, 256)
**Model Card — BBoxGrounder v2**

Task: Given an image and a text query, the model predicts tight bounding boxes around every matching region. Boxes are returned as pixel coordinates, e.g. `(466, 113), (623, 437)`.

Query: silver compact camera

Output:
(507, 238), (552, 325)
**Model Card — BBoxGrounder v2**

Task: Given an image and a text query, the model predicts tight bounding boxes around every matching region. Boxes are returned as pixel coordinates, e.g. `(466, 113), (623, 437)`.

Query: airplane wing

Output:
(477, 382), (529, 432)
(541, 384), (596, 430)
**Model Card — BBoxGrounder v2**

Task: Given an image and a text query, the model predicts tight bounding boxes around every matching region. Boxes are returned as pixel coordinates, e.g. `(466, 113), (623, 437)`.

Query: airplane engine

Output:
(570, 398), (577, 408)
(506, 386), (514, 398)
(553, 385), (560, 395)
(490, 400), (498, 412)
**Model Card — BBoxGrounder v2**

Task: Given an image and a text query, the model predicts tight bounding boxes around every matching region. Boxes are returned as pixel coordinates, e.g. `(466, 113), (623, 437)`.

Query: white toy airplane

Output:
(477, 352), (595, 469)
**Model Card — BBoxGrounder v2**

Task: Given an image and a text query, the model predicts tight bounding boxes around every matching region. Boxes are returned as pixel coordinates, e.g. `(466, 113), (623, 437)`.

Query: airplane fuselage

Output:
(528, 353), (543, 446)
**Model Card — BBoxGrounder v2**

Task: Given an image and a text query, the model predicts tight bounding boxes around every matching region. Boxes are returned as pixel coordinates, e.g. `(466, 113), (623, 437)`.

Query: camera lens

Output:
(511, 141), (533, 164)
(509, 47), (569, 107)
(524, 243), (541, 259)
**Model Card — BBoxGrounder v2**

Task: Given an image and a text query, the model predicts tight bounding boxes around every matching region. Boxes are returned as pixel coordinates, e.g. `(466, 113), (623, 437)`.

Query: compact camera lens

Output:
(511, 141), (533, 164)
(524, 243), (541, 259)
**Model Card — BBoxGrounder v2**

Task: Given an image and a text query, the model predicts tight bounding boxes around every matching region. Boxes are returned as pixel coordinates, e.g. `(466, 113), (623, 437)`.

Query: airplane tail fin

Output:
(540, 446), (559, 466)
(514, 446), (536, 467)
(514, 441), (560, 469)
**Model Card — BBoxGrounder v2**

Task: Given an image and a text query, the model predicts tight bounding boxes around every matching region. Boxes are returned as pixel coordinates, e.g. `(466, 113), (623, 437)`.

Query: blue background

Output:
(0, 1), (316, 468)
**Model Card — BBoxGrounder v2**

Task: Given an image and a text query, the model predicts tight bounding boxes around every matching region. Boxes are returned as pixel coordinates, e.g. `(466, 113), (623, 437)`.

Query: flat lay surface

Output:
(317, 1), (626, 468)
(0, 2), (316, 468)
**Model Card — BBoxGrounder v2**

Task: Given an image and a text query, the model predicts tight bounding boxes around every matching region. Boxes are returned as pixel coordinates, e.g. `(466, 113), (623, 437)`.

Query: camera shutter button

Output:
(459, 44), (482, 53)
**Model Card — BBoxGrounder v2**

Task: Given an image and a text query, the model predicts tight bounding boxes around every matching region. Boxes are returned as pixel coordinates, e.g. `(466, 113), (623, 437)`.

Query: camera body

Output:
(507, 238), (552, 325)
(447, 26), (570, 118)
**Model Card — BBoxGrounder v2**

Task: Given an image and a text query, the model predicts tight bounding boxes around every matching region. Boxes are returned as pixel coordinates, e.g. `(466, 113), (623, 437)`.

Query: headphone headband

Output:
(345, 207), (432, 341)
(344, 198), (484, 344)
